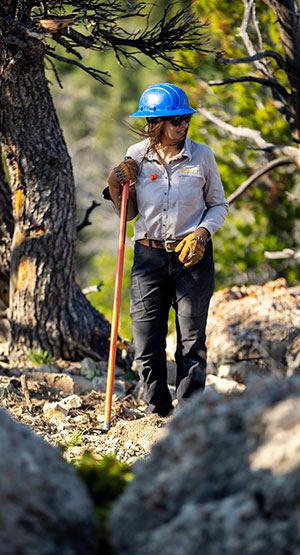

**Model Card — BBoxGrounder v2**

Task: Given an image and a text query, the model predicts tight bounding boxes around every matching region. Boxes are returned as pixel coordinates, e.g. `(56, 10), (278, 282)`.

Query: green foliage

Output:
(171, 0), (300, 288)
(72, 452), (133, 552)
(65, 430), (85, 447)
(87, 221), (135, 339)
(25, 348), (54, 366)
(50, 0), (299, 343)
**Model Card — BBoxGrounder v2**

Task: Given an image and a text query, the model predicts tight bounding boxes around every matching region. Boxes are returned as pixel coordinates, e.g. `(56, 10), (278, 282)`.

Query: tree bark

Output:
(0, 151), (13, 309)
(0, 41), (110, 364)
(266, 0), (300, 138)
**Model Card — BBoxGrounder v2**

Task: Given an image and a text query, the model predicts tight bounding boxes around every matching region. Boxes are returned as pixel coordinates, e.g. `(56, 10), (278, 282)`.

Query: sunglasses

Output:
(147, 114), (192, 127)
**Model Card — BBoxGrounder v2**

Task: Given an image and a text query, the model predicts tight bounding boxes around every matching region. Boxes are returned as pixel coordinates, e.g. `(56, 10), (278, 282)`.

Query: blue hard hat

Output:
(130, 83), (197, 118)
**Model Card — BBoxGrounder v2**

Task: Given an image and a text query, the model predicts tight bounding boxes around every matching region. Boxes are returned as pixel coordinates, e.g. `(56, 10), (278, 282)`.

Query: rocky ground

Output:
(0, 278), (298, 466)
(0, 355), (244, 465)
(0, 358), (171, 465)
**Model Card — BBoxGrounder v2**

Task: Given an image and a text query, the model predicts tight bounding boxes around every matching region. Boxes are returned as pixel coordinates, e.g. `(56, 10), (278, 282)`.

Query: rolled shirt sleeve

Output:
(198, 147), (229, 237)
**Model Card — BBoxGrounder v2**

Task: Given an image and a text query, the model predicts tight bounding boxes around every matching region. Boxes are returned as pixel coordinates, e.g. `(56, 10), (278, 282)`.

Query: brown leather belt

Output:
(137, 238), (181, 252)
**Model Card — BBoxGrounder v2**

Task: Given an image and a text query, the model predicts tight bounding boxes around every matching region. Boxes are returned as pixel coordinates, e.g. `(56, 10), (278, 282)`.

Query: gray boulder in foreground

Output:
(109, 376), (300, 555)
(0, 408), (99, 555)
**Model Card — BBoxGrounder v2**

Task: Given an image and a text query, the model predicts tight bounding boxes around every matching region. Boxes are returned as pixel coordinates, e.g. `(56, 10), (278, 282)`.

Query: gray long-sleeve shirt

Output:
(105, 136), (229, 240)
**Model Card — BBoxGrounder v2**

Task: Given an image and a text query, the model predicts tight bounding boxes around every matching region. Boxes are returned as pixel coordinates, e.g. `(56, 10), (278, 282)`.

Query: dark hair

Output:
(126, 117), (184, 162)
(143, 119), (165, 154)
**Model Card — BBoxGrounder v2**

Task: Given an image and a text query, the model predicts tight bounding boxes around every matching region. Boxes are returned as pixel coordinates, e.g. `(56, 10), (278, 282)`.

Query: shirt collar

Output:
(144, 136), (192, 162)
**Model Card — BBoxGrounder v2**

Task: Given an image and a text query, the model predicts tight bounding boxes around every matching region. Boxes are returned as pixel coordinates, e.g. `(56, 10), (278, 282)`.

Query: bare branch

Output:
(286, 191), (300, 205)
(82, 282), (103, 295)
(228, 156), (297, 204)
(209, 76), (290, 100)
(46, 51), (112, 85)
(238, 0), (271, 77)
(252, 0), (264, 51)
(215, 50), (286, 70)
(45, 55), (63, 88)
(77, 200), (101, 232)
(264, 248), (300, 259)
(198, 106), (299, 158)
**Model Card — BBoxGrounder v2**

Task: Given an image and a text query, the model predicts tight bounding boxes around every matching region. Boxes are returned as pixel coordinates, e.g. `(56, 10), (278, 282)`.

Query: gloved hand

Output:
(108, 158), (138, 190)
(175, 232), (207, 267)
(107, 158), (138, 209)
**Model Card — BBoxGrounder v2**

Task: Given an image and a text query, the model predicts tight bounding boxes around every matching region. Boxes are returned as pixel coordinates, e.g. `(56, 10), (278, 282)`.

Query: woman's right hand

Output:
(108, 159), (138, 193)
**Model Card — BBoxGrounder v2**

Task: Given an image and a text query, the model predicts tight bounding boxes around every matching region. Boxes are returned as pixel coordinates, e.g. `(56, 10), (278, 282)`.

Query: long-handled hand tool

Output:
(102, 172), (130, 431)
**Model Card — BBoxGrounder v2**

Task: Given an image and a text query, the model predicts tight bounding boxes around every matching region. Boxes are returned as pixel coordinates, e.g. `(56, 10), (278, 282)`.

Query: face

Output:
(160, 115), (191, 145)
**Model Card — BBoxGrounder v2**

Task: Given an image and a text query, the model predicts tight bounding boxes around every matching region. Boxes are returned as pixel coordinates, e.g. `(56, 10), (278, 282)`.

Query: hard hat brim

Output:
(129, 107), (197, 118)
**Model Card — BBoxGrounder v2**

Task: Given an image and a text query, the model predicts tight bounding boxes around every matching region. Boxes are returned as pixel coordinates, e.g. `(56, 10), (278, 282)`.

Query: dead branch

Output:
(77, 200), (101, 232)
(215, 50), (286, 70)
(46, 51), (112, 85)
(21, 373), (32, 412)
(238, 0), (272, 77)
(82, 282), (103, 295)
(264, 248), (300, 260)
(209, 76), (290, 100)
(198, 107), (298, 158)
(286, 191), (300, 205)
(228, 156), (296, 204)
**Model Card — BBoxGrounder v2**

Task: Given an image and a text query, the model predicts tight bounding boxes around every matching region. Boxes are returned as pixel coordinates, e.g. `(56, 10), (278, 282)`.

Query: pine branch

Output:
(34, 3), (209, 73)
(46, 51), (112, 85)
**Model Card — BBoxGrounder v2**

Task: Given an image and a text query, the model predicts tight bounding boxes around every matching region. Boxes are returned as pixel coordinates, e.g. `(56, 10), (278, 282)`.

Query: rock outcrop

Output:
(206, 278), (300, 380)
(109, 376), (300, 555)
(0, 408), (99, 555)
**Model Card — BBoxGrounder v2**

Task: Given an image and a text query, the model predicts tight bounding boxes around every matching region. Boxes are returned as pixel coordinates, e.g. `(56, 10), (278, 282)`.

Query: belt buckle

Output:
(164, 240), (176, 252)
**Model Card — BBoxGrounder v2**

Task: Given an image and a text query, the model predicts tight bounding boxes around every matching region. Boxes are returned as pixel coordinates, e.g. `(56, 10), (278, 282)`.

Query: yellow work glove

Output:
(175, 232), (207, 267)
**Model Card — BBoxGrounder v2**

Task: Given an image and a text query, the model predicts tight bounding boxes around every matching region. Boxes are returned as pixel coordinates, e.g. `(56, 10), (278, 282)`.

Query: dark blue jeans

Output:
(130, 241), (215, 415)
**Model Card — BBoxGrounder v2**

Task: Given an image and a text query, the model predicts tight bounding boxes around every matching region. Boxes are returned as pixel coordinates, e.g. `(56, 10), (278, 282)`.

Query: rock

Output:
(34, 364), (59, 373)
(109, 375), (300, 555)
(206, 278), (300, 378)
(72, 375), (93, 394)
(96, 361), (109, 374)
(26, 372), (75, 396)
(92, 376), (107, 393)
(217, 361), (264, 383)
(205, 373), (245, 393)
(0, 408), (99, 554)
(43, 401), (68, 420)
(92, 376), (129, 398)
(58, 394), (83, 411)
(80, 357), (97, 379)
(24, 372), (93, 397)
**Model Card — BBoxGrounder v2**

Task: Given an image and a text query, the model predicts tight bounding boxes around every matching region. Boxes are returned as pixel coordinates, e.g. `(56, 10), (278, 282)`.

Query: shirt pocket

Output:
(178, 170), (206, 204)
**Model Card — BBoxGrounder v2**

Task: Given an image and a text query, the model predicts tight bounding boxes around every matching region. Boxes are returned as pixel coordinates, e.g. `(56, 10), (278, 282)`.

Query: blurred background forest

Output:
(48, 0), (300, 339)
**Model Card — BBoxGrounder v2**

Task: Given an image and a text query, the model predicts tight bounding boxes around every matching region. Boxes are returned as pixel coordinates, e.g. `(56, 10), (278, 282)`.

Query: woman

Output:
(105, 83), (229, 416)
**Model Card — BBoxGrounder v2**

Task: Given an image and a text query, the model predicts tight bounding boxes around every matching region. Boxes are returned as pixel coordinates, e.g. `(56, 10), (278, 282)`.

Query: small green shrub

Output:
(25, 348), (54, 366)
(65, 430), (85, 447)
(71, 452), (133, 553)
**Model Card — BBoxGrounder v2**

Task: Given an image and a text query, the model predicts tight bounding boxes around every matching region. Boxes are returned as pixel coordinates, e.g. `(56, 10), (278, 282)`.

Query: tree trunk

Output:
(268, 0), (300, 138)
(0, 151), (13, 309)
(0, 41), (110, 364)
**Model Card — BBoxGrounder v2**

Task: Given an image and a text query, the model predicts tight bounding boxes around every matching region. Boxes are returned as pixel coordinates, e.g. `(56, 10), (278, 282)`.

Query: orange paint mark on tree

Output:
(16, 256), (36, 291)
(15, 188), (23, 220)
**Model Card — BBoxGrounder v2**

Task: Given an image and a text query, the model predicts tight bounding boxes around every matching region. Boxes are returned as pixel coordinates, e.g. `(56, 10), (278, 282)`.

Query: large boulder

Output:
(109, 376), (300, 555)
(0, 408), (99, 555)
(206, 278), (300, 380)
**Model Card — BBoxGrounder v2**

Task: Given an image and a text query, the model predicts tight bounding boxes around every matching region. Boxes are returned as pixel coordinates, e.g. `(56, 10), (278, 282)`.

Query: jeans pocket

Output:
(130, 275), (147, 319)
